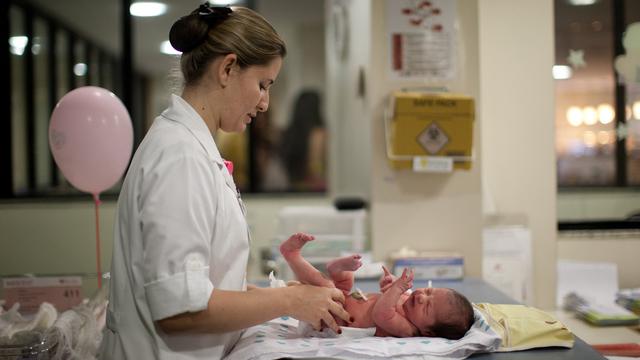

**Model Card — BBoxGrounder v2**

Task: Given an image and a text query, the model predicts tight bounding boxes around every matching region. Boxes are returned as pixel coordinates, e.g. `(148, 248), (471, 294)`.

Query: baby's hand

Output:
(391, 268), (414, 292)
(379, 265), (396, 293)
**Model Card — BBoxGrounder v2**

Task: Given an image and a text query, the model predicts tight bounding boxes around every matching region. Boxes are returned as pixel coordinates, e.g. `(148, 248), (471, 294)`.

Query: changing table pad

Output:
(225, 308), (501, 360)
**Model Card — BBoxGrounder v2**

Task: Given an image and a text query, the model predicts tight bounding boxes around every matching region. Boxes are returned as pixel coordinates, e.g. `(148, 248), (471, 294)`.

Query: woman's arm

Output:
(157, 284), (349, 334)
(372, 268), (417, 337)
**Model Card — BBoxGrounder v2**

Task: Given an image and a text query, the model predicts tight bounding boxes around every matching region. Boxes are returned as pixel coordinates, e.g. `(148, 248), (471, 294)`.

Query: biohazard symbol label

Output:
(417, 122), (448, 154)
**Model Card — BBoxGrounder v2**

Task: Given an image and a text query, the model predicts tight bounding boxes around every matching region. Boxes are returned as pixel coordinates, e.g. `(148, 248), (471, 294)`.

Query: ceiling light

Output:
(74, 63), (87, 76)
(9, 36), (28, 56)
(567, 0), (598, 5)
(552, 65), (572, 80)
(633, 101), (640, 120)
(566, 106), (583, 127)
(583, 131), (596, 147)
(597, 131), (611, 145)
(130, 2), (167, 17)
(160, 40), (181, 55)
(208, 0), (240, 5)
(583, 106), (598, 126)
(597, 104), (615, 125)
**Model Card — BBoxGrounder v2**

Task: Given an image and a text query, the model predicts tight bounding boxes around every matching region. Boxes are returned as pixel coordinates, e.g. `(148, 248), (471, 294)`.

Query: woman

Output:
(280, 90), (327, 191)
(100, 5), (349, 359)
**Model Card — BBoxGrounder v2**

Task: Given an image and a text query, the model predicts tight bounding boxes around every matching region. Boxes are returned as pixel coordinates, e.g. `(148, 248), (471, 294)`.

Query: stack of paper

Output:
(575, 301), (639, 326)
(558, 260), (639, 326)
(616, 288), (640, 315)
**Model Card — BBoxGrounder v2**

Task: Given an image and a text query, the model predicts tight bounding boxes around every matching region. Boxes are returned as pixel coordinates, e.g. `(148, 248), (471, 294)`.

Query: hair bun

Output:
(169, 14), (209, 53)
(169, 5), (233, 53)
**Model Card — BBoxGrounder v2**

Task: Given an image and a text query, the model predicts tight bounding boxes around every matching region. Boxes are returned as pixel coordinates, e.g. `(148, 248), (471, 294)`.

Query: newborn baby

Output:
(280, 233), (474, 339)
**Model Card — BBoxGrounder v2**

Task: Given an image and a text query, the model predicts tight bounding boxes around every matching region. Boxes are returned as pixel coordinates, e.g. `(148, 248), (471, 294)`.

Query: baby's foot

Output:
(327, 254), (363, 274)
(280, 232), (314, 258)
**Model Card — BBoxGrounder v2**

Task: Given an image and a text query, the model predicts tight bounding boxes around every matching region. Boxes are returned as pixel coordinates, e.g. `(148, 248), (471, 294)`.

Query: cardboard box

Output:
(389, 92), (474, 170)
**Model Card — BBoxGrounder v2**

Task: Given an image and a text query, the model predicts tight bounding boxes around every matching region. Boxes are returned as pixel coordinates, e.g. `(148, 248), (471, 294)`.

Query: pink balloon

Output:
(49, 86), (133, 195)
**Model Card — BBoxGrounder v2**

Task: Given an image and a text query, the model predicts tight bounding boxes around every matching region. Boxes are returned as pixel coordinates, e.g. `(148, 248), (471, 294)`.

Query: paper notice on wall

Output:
(482, 226), (533, 305)
(386, 0), (457, 81)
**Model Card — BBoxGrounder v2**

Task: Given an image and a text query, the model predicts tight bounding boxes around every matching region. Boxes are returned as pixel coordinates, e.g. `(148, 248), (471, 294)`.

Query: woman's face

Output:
(220, 57), (282, 133)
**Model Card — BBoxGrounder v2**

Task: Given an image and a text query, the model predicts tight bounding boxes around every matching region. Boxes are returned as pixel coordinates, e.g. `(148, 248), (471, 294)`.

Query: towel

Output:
(225, 309), (501, 360)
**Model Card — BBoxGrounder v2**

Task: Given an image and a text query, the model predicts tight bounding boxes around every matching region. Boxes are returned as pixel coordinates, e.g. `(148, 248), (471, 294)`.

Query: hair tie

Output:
(169, 4), (233, 53)
(198, 3), (232, 25)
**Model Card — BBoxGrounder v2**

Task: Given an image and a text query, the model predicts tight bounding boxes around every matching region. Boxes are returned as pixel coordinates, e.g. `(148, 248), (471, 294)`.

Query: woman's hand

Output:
(286, 284), (350, 333)
(379, 265), (397, 293)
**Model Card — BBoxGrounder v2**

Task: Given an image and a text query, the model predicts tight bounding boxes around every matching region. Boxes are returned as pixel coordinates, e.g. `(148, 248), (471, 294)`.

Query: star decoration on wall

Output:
(617, 122), (628, 140)
(567, 49), (587, 69)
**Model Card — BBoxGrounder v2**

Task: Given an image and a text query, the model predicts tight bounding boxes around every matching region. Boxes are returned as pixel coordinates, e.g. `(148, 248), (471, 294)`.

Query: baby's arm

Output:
(372, 268), (418, 337)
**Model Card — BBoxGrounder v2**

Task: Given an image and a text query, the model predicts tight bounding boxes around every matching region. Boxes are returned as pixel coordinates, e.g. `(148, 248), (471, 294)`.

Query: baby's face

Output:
(402, 287), (454, 336)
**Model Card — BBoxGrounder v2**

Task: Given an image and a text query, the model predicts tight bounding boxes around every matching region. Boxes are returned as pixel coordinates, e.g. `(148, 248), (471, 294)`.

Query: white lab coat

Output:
(100, 94), (250, 359)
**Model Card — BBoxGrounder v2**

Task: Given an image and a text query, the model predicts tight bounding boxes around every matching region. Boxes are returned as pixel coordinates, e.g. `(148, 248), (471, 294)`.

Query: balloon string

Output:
(93, 193), (102, 289)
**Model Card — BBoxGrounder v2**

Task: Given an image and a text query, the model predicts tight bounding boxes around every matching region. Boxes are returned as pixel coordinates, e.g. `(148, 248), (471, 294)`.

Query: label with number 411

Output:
(412, 156), (454, 173)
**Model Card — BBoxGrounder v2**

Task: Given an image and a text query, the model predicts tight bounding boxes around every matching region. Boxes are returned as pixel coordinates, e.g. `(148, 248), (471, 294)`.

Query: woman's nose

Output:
(257, 92), (269, 112)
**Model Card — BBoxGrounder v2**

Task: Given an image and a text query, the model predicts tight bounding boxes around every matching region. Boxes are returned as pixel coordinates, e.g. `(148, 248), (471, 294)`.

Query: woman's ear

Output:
(218, 53), (238, 88)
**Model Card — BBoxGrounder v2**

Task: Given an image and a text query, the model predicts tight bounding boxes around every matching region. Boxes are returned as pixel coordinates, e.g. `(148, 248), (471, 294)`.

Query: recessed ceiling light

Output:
(8, 36), (28, 56)
(552, 65), (572, 80)
(74, 63), (87, 76)
(160, 40), (181, 55)
(567, 0), (598, 6)
(208, 0), (240, 5)
(130, 2), (167, 17)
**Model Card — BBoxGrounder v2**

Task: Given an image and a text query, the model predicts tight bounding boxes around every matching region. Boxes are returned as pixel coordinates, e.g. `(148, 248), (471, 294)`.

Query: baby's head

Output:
(403, 287), (474, 340)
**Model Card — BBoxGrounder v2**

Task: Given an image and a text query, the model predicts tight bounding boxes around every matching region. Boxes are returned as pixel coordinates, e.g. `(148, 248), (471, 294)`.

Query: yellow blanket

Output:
(474, 303), (574, 351)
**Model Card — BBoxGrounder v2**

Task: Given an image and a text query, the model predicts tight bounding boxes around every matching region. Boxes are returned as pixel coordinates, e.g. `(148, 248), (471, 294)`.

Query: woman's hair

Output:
(280, 90), (324, 184)
(169, 4), (287, 85)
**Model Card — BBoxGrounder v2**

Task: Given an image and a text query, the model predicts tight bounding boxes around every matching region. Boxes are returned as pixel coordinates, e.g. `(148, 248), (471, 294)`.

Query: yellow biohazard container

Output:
(387, 91), (474, 171)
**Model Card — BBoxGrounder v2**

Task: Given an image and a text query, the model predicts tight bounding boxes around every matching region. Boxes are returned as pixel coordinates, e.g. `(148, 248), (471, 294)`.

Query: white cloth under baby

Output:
(225, 308), (501, 360)
(297, 320), (376, 339)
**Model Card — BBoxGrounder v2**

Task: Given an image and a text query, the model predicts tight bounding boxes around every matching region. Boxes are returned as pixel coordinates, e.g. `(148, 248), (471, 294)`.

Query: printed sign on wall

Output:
(387, 0), (457, 81)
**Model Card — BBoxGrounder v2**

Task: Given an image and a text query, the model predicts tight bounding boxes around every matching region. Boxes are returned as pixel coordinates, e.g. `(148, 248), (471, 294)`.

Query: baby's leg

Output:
(280, 233), (334, 288)
(326, 254), (362, 292)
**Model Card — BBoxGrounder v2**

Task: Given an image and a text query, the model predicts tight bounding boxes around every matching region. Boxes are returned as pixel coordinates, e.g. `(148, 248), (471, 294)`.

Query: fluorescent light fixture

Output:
(552, 65), (572, 80)
(567, 0), (598, 5)
(160, 40), (181, 55)
(208, 0), (240, 5)
(74, 63), (87, 76)
(9, 36), (28, 56)
(130, 2), (167, 17)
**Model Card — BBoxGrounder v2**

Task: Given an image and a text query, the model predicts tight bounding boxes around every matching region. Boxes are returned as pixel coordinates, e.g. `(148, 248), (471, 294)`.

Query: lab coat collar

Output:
(161, 94), (224, 165)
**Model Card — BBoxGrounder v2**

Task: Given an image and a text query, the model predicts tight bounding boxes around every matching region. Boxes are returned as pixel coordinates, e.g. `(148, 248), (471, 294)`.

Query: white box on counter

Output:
(392, 254), (464, 280)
